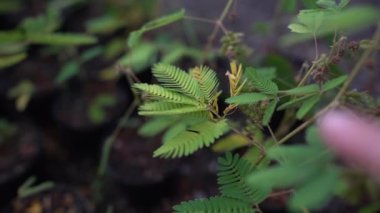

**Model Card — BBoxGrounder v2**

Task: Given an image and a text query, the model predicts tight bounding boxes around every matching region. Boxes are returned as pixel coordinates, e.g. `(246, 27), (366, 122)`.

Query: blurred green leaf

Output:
(284, 84), (319, 95)
(277, 94), (314, 111)
(7, 80), (35, 111)
(289, 169), (340, 210)
(26, 33), (97, 45)
(86, 15), (125, 34)
(323, 75), (347, 91)
(127, 9), (185, 47)
(55, 61), (79, 84)
(296, 94), (320, 119)
(88, 94), (117, 124)
(118, 42), (157, 73)
(81, 46), (104, 62)
(262, 99), (278, 126)
(316, 0), (337, 9)
(226, 93), (269, 105)
(138, 116), (175, 137)
(0, 53), (27, 69)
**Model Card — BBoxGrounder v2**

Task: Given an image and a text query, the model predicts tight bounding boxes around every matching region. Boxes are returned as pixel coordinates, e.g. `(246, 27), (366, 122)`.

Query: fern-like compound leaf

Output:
(153, 119), (229, 158)
(153, 63), (202, 100)
(139, 101), (206, 115)
(133, 83), (199, 105)
(190, 66), (219, 102)
(173, 196), (254, 213)
(218, 152), (269, 203)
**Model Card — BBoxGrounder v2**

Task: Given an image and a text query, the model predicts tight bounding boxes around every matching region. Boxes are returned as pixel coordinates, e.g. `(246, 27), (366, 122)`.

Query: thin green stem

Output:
(97, 100), (139, 176)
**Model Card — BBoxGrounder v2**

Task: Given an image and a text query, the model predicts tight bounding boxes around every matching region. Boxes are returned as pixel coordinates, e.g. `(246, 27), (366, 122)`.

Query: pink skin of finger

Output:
(318, 110), (380, 181)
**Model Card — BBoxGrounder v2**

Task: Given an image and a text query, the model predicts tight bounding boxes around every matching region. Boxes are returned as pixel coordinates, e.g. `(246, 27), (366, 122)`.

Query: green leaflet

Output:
(18, 176), (54, 198)
(138, 116), (176, 137)
(128, 9), (185, 47)
(283, 84), (319, 95)
(225, 93), (268, 105)
(289, 169), (340, 210)
(0, 31), (24, 43)
(245, 67), (279, 95)
(305, 125), (323, 147)
(254, 67), (277, 80)
(118, 42), (157, 73)
(268, 146), (318, 165)
(323, 75), (347, 91)
(26, 33), (97, 45)
(153, 63), (202, 99)
(0, 53), (26, 69)
(218, 152), (269, 203)
(173, 196), (254, 213)
(139, 102), (206, 115)
(262, 99), (278, 126)
(190, 66), (219, 102)
(88, 94), (116, 124)
(247, 165), (317, 190)
(55, 61), (79, 84)
(133, 83), (200, 105)
(316, 0), (338, 9)
(153, 120), (229, 158)
(162, 123), (187, 143)
(277, 94), (314, 111)
(296, 94), (320, 119)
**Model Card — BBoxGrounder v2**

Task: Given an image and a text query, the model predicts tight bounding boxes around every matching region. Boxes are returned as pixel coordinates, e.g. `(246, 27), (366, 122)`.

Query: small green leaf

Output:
(255, 67), (277, 80)
(88, 94), (116, 124)
(0, 53), (27, 69)
(225, 93), (268, 105)
(268, 146), (316, 165)
(323, 75), (347, 91)
(127, 31), (143, 48)
(305, 126), (322, 147)
(118, 42), (157, 73)
(247, 165), (316, 189)
(86, 15), (125, 34)
(262, 99), (278, 126)
(289, 169), (340, 210)
(55, 61), (79, 84)
(296, 95), (320, 119)
(0, 31), (24, 43)
(284, 84), (319, 95)
(288, 23), (311, 34)
(127, 9), (185, 47)
(81, 46), (103, 62)
(212, 134), (250, 153)
(316, 0), (337, 9)
(277, 94), (314, 111)
(138, 117), (175, 137)
(27, 33), (97, 45)
(338, 0), (351, 9)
